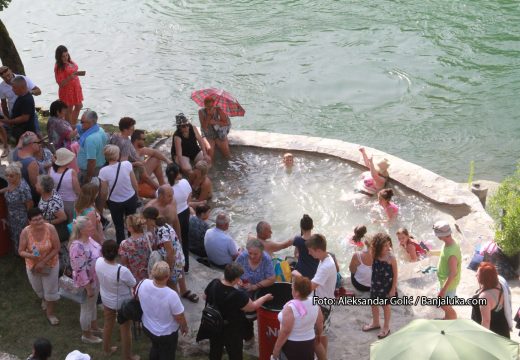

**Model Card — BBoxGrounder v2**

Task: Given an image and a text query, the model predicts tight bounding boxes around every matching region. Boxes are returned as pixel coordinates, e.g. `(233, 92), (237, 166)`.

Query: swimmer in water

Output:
(348, 225), (368, 249)
(283, 153), (294, 168)
(376, 189), (399, 222)
(396, 228), (427, 262)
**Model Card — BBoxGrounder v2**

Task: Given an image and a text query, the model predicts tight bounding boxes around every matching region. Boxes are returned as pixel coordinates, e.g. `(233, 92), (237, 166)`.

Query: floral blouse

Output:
(119, 234), (151, 282)
(69, 237), (101, 288)
(38, 190), (64, 222)
(156, 224), (184, 271)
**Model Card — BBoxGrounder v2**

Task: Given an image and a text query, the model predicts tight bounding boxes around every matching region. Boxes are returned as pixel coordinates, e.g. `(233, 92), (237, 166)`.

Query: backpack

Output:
(196, 280), (227, 341)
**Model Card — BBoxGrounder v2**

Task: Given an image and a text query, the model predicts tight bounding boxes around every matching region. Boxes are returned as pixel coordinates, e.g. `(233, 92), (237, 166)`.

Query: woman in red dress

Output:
(54, 45), (84, 126)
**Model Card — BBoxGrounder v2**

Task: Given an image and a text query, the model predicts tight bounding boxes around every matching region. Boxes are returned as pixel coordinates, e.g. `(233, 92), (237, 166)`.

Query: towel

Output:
(498, 275), (513, 330)
(286, 299), (307, 317)
(77, 123), (100, 146)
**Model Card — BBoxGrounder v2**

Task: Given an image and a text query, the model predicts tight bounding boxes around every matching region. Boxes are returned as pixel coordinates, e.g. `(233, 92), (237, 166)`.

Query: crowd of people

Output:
(0, 44), (515, 360)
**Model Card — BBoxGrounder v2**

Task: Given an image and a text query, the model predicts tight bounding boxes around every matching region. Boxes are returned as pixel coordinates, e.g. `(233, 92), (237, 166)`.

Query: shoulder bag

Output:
(119, 279), (144, 322)
(196, 279), (227, 342)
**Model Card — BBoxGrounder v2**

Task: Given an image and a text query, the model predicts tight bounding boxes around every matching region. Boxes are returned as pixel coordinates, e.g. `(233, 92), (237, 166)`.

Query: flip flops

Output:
(378, 329), (391, 339)
(47, 315), (59, 326)
(362, 324), (381, 332)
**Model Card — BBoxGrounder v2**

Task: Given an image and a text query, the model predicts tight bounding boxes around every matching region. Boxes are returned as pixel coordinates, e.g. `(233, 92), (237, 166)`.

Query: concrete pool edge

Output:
(227, 129), (496, 251)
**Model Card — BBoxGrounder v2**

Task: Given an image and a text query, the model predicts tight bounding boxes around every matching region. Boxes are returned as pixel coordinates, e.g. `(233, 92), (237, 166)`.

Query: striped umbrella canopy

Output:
(191, 88), (245, 117)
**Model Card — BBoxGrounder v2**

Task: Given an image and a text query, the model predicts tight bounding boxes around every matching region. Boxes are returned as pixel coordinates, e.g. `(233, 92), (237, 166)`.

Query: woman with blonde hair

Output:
(0, 162), (33, 253)
(99, 144), (138, 243)
(70, 182), (103, 243)
(356, 147), (389, 197)
(119, 214), (151, 282)
(189, 160), (212, 202)
(139, 261), (189, 359)
(68, 216), (103, 344)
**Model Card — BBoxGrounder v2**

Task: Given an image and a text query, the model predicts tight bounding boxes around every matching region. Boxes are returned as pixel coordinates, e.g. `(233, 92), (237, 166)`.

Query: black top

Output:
(204, 279), (249, 330)
(171, 124), (201, 161)
(471, 286), (510, 338)
(293, 235), (319, 279)
(11, 92), (36, 142)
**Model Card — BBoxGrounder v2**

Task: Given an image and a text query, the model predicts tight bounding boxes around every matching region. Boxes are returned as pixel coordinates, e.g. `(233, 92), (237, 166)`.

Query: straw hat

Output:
(54, 148), (75, 166)
(376, 158), (390, 177)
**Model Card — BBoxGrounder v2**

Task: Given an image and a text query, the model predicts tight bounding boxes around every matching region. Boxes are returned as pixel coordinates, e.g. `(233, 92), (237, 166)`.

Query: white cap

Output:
(65, 350), (91, 360)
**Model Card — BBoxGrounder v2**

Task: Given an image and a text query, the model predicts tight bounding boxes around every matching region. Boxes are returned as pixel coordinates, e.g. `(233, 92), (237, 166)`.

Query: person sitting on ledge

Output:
(171, 113), (210, 176)
(189, 204), (211, 258)
(204, 212), (240, 269)
(356, 147), (389, 197)
(131, 129), (172, 198)
(188, 160), (213, 202)
(252, 221), (293, 258)
(198, 96), (231, 160)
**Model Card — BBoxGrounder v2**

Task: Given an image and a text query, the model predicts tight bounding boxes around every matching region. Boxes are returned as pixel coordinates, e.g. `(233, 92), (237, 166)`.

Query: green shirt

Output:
(437, 240), (461, 292)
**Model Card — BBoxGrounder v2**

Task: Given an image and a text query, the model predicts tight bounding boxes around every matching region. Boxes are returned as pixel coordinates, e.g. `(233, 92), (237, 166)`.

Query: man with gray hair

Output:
(254, 220), (293, 257)
(77, 109), (107, 184)
(204, 212), (240, 269)
(0, 76), (36, 142)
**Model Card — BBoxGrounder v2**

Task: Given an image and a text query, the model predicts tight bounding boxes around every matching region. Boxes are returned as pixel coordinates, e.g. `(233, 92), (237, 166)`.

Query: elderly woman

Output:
(36, 175), (69, 243)
(50, 148), (80, 223)
(119, 214), (151, 282)
(47, 99), (78, 151)
(171, 113), (210, 175)
(18, 208), (60, 325)
(95, 240), (138, 359)
(235, 238), (276, 343)
(204, 263), (273, 360)
(471, 262), (512, 338)
(69, 216), (103, 344)
(189, 160), (213, 202)
(272, 276), (324, 360)
(198, 96), (231, 160)
(54, 45), (83, 125)
(99, 144), (138, 243)
(139, 261), (189, 360)
(0, 163), (33, 254)
(356, 147), (389, 197)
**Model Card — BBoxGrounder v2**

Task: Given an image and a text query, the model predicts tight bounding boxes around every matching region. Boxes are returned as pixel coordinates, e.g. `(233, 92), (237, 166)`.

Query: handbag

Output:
(58, 274), (87, 304)
(196, 279), (227, 342)
(146, 233), (165, 277)
(119, 280), (144, 322)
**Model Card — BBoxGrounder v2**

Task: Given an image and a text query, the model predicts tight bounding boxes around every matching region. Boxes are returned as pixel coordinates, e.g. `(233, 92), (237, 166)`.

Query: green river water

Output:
(3, 0), (520, 181)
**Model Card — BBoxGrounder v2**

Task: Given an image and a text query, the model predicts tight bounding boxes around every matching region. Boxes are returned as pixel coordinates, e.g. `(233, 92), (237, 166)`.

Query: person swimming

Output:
(377, 188), (398, 221)
(357, 147), (390, 196)
(283, 152), (294, 167)
(396, 227), (427, 262)
(348, 225), (368, 248)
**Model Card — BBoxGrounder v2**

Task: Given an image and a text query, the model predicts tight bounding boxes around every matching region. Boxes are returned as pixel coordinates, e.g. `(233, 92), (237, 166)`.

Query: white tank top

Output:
(354, 251), (372, 287)
(277, 298), (318, 341)
(50, 168), (77, 202)
(173, 179), (192, 214)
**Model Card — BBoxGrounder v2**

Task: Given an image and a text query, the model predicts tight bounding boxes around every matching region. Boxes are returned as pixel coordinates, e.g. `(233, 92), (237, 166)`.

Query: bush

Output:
(487, 163), (520, 256)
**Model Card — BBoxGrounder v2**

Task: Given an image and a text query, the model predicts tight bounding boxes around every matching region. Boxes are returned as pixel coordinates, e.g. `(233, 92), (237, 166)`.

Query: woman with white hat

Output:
(50, 147), (80, 223)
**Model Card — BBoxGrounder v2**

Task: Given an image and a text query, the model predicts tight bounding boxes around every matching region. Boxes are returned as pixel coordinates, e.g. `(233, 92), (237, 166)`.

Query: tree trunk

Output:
(0, 18), (25, 75)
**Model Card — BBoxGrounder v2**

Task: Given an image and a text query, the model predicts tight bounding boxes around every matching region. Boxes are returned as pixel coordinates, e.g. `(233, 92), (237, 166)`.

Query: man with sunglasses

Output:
(0, 76), (37, 143)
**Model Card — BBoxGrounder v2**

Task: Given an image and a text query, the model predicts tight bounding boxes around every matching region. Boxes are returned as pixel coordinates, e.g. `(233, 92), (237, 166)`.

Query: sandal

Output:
(182, 290), (199, 303)
(377, 329), (391, 339)
(1, 148), (9, 158)
(47, 315), (60, 326)
(104, 346), (117, 356)
(362, 324), (381, 332)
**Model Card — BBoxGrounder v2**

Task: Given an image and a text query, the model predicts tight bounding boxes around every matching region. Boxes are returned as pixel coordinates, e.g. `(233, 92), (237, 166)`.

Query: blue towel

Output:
(77, 123), (100, 146)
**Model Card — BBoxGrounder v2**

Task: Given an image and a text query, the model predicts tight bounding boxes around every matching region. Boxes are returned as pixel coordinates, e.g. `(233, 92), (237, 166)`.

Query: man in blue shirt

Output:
(77, 109), (107, 185)
(204, 212), (240, 268)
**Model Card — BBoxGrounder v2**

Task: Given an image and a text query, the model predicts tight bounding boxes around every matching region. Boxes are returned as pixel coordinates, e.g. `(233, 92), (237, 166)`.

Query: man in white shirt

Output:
(294, 233), (336, 360)
(0, 66), (42, 133)
(204, 212), (240, 268)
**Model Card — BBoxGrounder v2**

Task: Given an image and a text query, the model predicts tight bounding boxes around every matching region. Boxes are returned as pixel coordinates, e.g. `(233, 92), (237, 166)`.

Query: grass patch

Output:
(0, 254), (257, 359)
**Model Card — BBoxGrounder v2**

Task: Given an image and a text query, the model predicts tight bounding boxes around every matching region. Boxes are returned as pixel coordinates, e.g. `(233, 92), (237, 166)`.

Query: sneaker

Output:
(81, 335), (102, 344)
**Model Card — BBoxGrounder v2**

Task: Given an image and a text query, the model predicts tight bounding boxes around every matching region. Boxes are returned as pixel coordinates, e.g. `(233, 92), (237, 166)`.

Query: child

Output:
(282, 152), (294, 167)
(348, 225), (367, 248)
(397, 227), (427, 262)
(362, 233), (397, 339)
(27, 338), (52, 360)
(378, 188), (398, 220)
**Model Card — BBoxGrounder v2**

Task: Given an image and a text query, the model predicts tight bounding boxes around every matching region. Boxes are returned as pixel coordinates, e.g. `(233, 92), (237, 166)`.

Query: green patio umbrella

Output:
(370, 319), (519, 360)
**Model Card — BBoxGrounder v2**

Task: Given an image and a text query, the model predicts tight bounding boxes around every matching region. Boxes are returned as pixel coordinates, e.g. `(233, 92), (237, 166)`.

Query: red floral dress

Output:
(54, 61), (83, 106)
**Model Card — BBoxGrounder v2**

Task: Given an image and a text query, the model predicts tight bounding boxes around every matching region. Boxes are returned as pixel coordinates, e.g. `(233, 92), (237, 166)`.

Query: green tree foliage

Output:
(488, 163), (520, 256)
(0, 0), (11, 11)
